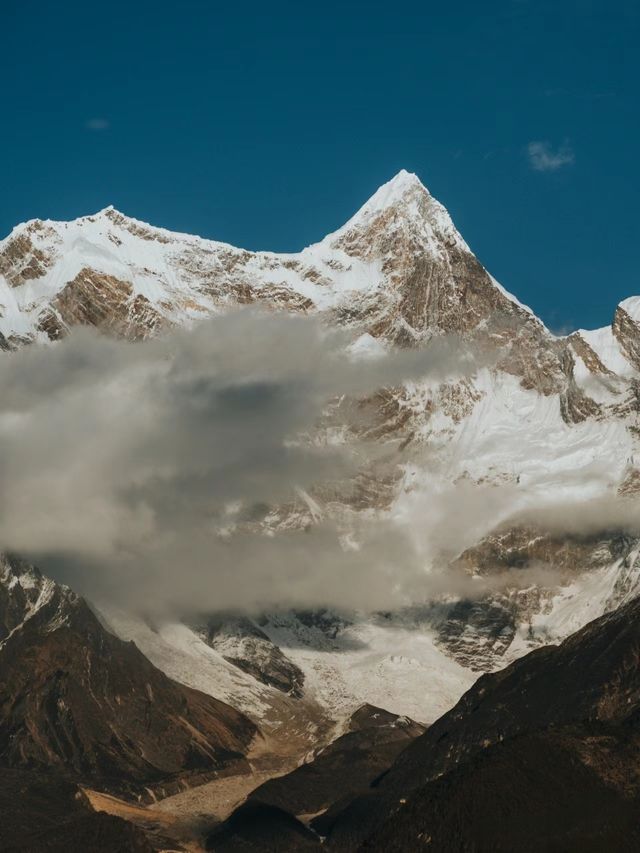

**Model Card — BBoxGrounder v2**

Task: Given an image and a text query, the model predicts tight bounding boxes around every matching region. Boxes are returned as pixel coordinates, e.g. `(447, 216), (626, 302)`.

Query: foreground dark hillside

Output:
(320, 594), (640, 850)
(247, 704), (425, 816)
(0, 769), (153, 852)
(0, 555), (258, 799)
(209, 594), (640, 851)
(207, 705), (426, 851)
(362, 720), (640, 852)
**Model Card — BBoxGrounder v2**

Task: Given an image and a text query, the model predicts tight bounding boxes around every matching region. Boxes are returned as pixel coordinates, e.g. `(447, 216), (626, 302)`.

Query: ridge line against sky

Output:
(2, 0), (638, 332)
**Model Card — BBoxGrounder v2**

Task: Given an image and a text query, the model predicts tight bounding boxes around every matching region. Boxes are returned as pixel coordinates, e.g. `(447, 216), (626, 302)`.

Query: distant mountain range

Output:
(1, 171), (639, 850)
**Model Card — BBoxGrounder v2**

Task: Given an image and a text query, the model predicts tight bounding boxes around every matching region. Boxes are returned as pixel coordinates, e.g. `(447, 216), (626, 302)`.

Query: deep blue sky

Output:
(2, 0), (638, 331)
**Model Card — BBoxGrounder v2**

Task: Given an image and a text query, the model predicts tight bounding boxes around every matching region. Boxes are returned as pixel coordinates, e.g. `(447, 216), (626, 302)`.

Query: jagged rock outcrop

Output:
(37, 268), (165, 341)
(0, 229), (54, 288)
(433, 526), (640, 670)
(613, 300), (640, 370)
(195, 615), (305, 697)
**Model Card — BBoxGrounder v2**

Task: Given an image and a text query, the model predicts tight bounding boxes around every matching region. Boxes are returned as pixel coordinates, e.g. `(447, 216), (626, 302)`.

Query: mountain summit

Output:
(339, 170), (431, 221)
(0, 171), (525, 346)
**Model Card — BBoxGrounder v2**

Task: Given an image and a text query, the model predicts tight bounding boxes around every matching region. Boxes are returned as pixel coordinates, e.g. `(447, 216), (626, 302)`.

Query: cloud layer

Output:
(0, 310), (485, 612)
(3, 308), (635, 615)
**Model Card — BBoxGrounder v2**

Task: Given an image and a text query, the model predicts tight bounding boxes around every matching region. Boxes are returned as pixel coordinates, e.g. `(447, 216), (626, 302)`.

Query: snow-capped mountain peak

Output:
(0, 171), (638, 413)
(1, 174), (640, 738)
(325, 168), (462, 252)
(344, 169), (429, 219)
(0, 171), (500, 349)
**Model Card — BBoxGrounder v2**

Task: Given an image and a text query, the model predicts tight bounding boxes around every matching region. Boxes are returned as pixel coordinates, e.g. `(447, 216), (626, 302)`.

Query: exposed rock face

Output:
(0, 554), (62, 641)
(454, 525), (633, 578)
(558, 347), (604, 422)
(433, 527), (640, 670)
(613, 302), (640, 370)
(0, 231), (53, 288)
(432, 597), (519, 672)
(195, 615), (305, 697)
(328, 177), (529, 341)
(0, 555), (258, 797)
(568, 330), (616, 377)
(37, 267), (165, 341)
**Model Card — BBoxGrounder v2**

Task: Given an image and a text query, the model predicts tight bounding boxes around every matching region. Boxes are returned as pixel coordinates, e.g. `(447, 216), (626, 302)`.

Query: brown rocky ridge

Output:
(0, 555), (258, 801)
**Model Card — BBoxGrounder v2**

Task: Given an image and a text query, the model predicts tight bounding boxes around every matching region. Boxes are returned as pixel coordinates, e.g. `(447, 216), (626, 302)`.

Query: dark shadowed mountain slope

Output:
(0, 555), (258, 798)
(313, 594), (640, 849)
(205, 597), (640, 851)
(247, 704), (425, 817)
(381, 592), (640, 794)
(205, 704), (425, 852)
(362, 719), (640, 852)
(207, 802), (321, 853)
(0, 768), (153, 852)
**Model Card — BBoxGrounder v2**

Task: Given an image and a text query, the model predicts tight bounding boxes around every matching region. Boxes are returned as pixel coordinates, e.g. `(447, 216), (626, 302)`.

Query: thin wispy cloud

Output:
(527, 140), (575, 172)
(85, 117), (110, 131)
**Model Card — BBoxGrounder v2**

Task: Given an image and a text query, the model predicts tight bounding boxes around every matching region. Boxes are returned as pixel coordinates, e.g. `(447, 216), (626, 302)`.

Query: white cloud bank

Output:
(0, 309), (484, 613)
